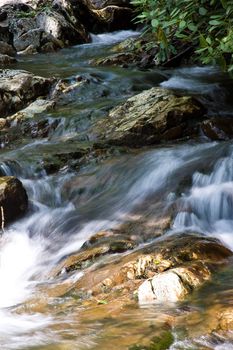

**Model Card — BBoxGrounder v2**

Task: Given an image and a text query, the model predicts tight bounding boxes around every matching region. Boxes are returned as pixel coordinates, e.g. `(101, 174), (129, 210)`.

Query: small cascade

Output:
(173, 145), (233, 249)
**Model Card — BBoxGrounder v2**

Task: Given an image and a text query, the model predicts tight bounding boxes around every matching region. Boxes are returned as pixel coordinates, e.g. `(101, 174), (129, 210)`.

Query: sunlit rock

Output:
(72, 234), (232, 304)
(95, 87), (206, 147)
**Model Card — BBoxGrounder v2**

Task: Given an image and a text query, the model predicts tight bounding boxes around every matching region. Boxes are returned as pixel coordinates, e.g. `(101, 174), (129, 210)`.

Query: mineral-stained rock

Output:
(95, 87), (206, 147)
(72, 233), (232, 303)
(0, 176), (28, 227)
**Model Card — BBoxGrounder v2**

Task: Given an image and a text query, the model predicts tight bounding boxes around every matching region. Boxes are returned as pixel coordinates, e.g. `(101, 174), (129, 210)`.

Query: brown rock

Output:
(73, 233), (232, 303)
(201, 117), (233, 140)
(0, 176), (28, 227)
(0, 53), (16, 64)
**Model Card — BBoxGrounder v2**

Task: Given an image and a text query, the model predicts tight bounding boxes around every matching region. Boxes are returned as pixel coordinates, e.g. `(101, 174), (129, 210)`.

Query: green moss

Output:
(129, 331), (174, 350)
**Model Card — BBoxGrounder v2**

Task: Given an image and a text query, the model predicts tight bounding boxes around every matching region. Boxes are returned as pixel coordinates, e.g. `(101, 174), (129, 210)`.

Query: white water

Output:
(173, 145), (233, 250)
(90, 30), (140, 45)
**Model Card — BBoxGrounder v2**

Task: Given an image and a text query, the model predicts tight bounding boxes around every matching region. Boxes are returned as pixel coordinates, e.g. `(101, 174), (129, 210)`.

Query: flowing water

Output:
(1, 31), (233, 349)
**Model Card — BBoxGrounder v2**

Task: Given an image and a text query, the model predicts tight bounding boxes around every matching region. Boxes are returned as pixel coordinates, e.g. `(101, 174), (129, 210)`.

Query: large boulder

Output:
(0, 1), (90, 55)
(55, 233), (232, 305)
(94, 87), (206, 147)
(54, 0), (134, 33)
(0, 176), (28, 227)
(0, 69), (55, 118)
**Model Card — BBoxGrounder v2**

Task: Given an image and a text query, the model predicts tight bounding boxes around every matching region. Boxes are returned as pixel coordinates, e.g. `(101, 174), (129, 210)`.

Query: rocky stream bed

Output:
(1, 4), (233, 349)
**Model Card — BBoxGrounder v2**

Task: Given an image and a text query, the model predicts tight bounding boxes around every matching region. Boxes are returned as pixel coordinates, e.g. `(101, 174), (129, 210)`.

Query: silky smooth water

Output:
(1, 31), (233, 349)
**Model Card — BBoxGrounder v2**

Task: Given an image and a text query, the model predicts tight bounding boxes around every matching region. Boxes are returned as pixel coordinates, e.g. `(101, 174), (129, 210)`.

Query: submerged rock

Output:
(95, 87), (206, 147)
(0, 176), (28, 227)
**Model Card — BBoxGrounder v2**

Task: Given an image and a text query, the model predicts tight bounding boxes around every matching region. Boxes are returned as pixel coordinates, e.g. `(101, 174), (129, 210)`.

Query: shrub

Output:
(131, 0), (233, 71)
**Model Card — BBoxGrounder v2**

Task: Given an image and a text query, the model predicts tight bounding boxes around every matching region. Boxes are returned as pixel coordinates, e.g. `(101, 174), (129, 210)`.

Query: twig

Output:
(0, 206), (5, 235)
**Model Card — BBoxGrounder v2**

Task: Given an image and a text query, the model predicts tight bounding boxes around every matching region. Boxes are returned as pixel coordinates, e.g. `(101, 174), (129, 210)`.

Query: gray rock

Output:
(138, 270), (190, 304)
(0, 69), (55, 117)
(95, 87), (206, 147)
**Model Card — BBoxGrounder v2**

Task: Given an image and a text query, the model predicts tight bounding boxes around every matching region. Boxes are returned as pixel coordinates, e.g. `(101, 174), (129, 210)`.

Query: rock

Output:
(138, 263), (210, 304)
(201, 117), (233, 140)
(8, 99), (56, 123)
(52, 231), (137, 277)
(0, 53), (16, 64)
(36, 11), (89, 47)
(91, 52), (136, 67)
(0, 41), (15, 56)
(138, 270), (189, 304)
(72, 234), (232, 304)
(95, 87), (206, 147)
(61, 0), (134, 33)
(0, 118), (8, 130)
(0, 176), (28, 227)
(85, 0), (131, 10)
(0, 69), (55, 117)
(0, 1), (90, 55)
(91, 6), (133, 31)
(129, 331), (174, 350)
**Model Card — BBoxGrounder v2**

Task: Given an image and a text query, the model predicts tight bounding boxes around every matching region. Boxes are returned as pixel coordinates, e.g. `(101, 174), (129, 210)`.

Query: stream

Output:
(1, 30), (233, 349)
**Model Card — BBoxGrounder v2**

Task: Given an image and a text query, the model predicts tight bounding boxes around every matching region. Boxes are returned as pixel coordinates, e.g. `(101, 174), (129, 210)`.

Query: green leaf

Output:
(179, 20), (186, 29)
(151, 19), (159, 27)
(209, 20), (222, 25)
(188, 23), (198, 32)
(199, 34), (208, 48)
(199, 7), (207, 15)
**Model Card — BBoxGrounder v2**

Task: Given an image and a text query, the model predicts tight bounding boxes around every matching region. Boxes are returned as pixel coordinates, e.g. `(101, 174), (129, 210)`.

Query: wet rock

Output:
(0, 41), (16, 56)
(8, 99), (56, 123)
(0, 176), (28, 227)
(92, 52), (136, 67)
(72, 234), (232, 304)
(0, 53), (16, 64)
(0, 69), (55, 117)
(53, 233), (137, 276)
(201, 117), (233, 141)
(91, 6), (133, 32)
(64, 0), (134, 33)
(138, 262), (211, 304)
(129, 331), (174, 350)
(95, 87), (206, 147)
(0, 118), (8, 130)
(85, 0), (131, 10)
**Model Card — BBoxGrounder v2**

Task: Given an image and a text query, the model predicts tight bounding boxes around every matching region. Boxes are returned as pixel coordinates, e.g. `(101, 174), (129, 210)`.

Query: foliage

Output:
(131, 0), (233, 71)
